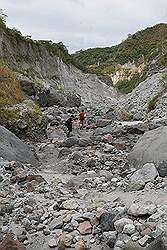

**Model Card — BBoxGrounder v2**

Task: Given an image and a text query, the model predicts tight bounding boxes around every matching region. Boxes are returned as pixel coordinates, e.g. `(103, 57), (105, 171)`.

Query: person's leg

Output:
(68, 127), (72, 137)
(79, 119), (82, 129)
(82, 119), (85, 129)
(80, 120), (84, 129)
(66, 127), (70, 137)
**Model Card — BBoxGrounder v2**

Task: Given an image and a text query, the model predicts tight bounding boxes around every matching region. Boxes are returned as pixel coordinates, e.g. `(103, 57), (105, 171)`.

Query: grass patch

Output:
(0, 108), (19, 124)
(0, 64), (24, 125)
(160, 72), (167, 89)
(147, 92), (161, 112)
(0, 64), (24, 108)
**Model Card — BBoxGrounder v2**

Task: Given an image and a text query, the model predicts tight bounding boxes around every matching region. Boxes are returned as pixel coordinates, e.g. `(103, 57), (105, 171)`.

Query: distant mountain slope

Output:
(72, 23), (167, 93)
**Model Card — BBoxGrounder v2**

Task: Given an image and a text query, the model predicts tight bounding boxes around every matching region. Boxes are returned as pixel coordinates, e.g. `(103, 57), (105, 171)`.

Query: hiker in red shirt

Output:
(79, 109), (86, 129)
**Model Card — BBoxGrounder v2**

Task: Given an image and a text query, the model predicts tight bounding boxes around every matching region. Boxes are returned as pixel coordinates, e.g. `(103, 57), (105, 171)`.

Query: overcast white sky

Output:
(1, 0), (167, 53)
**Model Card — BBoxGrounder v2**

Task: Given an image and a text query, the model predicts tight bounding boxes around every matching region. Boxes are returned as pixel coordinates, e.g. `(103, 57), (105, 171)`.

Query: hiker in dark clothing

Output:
(65, 115), (73, 137)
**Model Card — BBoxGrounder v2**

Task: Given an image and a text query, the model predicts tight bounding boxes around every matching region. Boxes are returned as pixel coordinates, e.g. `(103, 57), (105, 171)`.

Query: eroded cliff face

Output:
(111, 61), (146, 86)
(0, 28), (118, 108)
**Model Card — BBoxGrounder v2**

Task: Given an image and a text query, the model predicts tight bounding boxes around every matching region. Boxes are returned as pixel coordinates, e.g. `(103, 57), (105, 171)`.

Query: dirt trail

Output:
(38, 123), (167, 212)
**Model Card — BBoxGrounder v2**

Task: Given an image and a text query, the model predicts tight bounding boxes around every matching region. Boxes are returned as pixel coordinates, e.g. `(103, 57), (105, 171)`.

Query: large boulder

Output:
(100, 211), (119, 232)
(38, 90), (81, 108)
(0, 126), (38, 166)
(61, 137), (79, 148)
(17, 74), (36, 97)
(118, 121), (149, 134)
(94, 125), (113, 136)
(96, 119), (112, 128)
(128, 126), (167, 176)
(130, 163), (158, 184)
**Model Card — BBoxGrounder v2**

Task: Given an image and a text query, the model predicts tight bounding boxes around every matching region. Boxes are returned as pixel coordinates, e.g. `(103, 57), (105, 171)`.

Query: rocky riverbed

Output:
(0, 106), (167, 250)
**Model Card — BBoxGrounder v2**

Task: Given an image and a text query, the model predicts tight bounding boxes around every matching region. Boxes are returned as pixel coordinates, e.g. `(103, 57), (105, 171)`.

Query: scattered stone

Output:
(123, 224), (136, 235)
(127, 181), (145, 191)
(103, 134), (113, 143)
(61, 199), (79, 210)
(146, 236), (167, 250)
(100, 212), (118, 232)
(62, 137), (79, 147)
(58, 148), (72, 158)
(86, 158), (96, 167)
(157, 161), (167, 177)
(128, 204), (157, 217)
(114, 218), (133, 233)
(138, 235), (151, 247)
(129, 163), (158, 186)
(78, 138), (92, 147)
(1, 104), (167, 250)
(49, 216), (64, 230)
(103, 231), (117, 248)
(48, 238), (57, 248)
(26, 174), (46, 183)
(57, 233), (73, 248)
(75, 239), (88, 250)
(78, 221), (92, 235)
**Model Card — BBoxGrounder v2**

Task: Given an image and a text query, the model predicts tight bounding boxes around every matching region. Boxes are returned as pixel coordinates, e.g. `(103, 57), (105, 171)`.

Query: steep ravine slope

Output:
(0, 27), (118, 109)
(119, 69), (167, 120)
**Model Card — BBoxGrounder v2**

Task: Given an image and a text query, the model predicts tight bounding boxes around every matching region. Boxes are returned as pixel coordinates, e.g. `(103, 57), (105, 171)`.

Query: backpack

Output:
(79, 112), (85, 120)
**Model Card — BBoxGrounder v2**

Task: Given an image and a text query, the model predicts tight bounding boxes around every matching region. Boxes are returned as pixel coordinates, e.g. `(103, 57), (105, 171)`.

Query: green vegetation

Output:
(147, 92), (161, 112)
(0, 9), (7, 28)
(73, 24), (167, 73)
(160, 72), (167, 88)
(36, 40), (83, 68)
(56, 83), (65, 92)
(0, 108), (20, 125)
(116, 72), (147, 94)
(0, 64), (24, 124)
(72, 23), (167, 93)
(0, 64), (24, 121)
(73, 46), (117, 74)
(0, 64), (46, 139)
(1, 100), (47, 141)
(0, 64), (24, 108)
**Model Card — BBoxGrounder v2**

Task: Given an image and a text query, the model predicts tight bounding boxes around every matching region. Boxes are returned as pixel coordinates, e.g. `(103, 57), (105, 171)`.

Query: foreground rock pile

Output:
(0, 155), (167, 250)
(0, 106), (167, 249)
